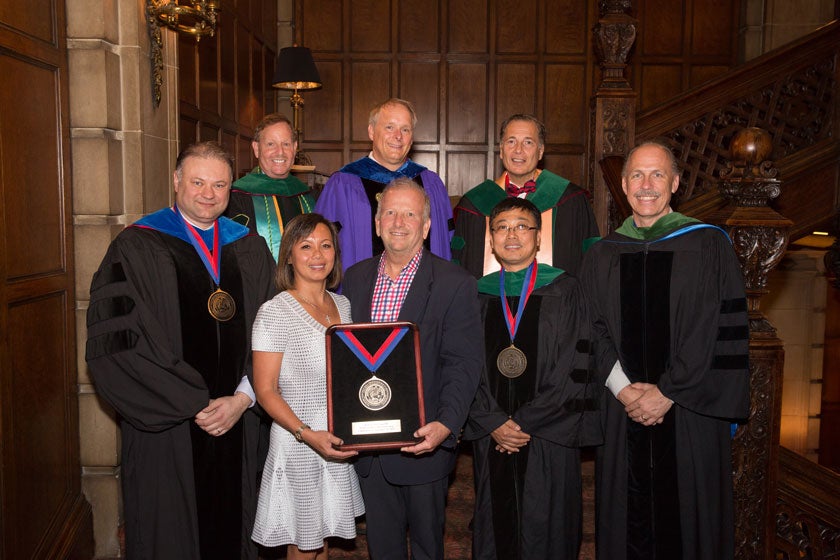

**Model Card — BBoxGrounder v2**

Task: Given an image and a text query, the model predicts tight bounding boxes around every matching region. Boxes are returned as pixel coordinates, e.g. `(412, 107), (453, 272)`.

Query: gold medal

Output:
(497, 344), (527, 378)
(359, 375), (392, 411)
(207, 289), (236, 322)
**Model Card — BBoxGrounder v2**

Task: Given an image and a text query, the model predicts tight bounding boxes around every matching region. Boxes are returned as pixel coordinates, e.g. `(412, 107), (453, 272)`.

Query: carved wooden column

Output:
(707, 128), (792, 559)
(591, 0), (637, 234)
(820, 217), (840, 473)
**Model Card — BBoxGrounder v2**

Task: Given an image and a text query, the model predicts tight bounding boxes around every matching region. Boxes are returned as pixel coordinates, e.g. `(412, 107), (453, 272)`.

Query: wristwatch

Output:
(294, 424), (310, 442)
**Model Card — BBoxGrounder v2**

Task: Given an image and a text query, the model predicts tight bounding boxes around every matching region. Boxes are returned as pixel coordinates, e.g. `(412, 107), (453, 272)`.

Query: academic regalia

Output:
(227, 170), (315, 261)
(580, 213), (751, 560)
(314, 157), (453, 269)
(463, 265), (602, 560)
(85, 208), (276, 560)
(452, 170), (600, 278)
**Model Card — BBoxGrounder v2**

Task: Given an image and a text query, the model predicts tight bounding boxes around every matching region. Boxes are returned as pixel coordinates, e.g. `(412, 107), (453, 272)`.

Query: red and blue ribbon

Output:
(335, 327), (409, 372)
(176, 205), (221, 284)
(499, 260), (538, 343)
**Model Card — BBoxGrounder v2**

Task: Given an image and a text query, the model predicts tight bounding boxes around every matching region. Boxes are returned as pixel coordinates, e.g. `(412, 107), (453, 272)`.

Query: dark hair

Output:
(254, 113), (296, 143)
(275, 214), (342, 291)
(369, 98), (418, 128)
(499, 114), (546, 146)
(175, 141), (234, 181)
(375, 177), (431, 222)
(489, 197), (542, 230)
(622, 140), (680, 177)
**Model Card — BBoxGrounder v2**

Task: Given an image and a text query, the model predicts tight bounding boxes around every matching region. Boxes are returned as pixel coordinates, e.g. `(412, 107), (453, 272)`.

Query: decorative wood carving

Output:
(634, 21), (838, 233)
(707, 128), (790, 560)
(593, 2), (636, 90)
(591, 0), (636, 233)
(661, 56), (834, 203)
(776, 447), (840, 559)
(733, 344), (784, 559)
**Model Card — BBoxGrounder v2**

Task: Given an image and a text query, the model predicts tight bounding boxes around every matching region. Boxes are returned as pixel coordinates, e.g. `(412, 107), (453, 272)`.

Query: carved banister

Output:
(632, 21), (839, 239)
(706, 127), (791, 560)
(590, 0), (637, 234)
(776, 447), (840, 559)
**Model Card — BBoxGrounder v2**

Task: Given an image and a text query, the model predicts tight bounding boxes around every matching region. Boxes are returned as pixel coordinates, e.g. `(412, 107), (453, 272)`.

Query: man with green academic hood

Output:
(581, 141), (751, 560)
(226, 113), (315, 261)
(463, 197), (601, 559)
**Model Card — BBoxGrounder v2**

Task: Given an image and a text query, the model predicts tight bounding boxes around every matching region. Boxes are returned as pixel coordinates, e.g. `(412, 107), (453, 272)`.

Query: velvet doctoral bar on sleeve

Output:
(85, 210), (276, 560)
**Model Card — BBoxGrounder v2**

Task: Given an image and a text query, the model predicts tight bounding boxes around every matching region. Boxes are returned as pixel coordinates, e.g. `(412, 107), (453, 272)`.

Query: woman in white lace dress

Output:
(251, 213), (364, 560)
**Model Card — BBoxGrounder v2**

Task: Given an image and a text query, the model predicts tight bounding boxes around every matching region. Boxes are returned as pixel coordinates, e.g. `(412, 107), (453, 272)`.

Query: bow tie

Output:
(506, 176), (537, 197)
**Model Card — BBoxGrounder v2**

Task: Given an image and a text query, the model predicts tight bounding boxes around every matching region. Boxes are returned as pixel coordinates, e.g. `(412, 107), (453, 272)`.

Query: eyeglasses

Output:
(490, 224), (539, 234)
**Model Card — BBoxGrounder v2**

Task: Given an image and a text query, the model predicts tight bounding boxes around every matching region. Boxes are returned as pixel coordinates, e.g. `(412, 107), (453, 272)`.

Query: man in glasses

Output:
(463, 197), (601, 559)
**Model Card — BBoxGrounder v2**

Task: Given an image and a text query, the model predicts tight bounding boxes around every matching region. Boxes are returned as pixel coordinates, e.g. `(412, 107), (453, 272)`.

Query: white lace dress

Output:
(251, 291), (365, 549)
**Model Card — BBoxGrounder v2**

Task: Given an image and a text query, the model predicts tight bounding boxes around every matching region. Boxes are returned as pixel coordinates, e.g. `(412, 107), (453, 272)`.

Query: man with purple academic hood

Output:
(315, 98), (453, 269)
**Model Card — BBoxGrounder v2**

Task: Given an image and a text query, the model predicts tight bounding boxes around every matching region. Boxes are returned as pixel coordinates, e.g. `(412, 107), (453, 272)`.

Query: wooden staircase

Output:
(595, 16), (840, 560)
(605, 20), (840, 238)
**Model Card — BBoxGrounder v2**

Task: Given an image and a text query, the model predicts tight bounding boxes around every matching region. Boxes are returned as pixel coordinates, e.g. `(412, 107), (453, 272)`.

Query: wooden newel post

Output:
(591, 0), (637, 234)
(707, 127), (791, 559)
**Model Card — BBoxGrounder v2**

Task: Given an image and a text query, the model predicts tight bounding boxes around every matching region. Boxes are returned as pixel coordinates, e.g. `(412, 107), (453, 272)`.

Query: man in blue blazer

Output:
(343, 177), (483, 560)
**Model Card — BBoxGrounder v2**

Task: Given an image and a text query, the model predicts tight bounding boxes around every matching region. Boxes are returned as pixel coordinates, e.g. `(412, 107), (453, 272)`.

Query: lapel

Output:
(355, 258), (379, 322)
(397, 250), (434, 324)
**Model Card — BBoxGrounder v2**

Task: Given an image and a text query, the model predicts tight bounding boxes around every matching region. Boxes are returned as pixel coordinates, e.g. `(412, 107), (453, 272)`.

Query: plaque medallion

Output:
(208, 289), (236, 322)
(359, 376), (392, 411)
(497, 345), (527, 378)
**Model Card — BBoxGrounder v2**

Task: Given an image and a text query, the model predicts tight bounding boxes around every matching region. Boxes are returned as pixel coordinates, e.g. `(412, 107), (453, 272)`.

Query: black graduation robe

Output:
(463, 268), (602, 560)
(85, 209), (275, 560)
(227, 170), (315, 262)
(580, 216), (751, 560)
(452, 170), (600, 279)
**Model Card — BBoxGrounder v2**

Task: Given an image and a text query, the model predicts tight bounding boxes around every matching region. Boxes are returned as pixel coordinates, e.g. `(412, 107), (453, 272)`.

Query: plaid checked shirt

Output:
(370, 250), (423, 322)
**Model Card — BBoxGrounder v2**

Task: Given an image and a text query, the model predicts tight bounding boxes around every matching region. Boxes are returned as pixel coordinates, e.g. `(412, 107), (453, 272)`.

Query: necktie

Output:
(505, 174), (536, 197)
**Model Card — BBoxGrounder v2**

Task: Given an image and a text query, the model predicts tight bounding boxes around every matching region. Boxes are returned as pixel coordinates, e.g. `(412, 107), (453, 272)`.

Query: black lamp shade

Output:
(273, 46), (322, 90)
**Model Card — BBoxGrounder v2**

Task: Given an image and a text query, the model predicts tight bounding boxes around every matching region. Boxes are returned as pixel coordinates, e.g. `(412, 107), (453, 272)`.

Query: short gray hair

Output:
(375, 177), (431, 222)
(622, 140), (680, 177)
(369, 98), (418, 128)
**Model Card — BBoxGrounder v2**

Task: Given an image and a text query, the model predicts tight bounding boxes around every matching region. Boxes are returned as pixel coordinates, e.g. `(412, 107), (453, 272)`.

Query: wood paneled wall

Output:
(294, 0), (741, 197)
(631, 0), (741, 110)
(0, 0), (93, 557)
(297, 0), (599, 196)
(178, 0), (279, 178)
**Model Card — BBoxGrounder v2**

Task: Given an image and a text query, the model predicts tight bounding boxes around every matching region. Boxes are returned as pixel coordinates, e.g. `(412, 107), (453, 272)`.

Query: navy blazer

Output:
(342, 250), (484, 485)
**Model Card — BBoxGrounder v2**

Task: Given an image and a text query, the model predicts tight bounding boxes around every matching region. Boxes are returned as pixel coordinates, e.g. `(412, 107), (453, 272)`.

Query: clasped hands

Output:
(490, 418), (530, 454)
(618, 382), (673, 426)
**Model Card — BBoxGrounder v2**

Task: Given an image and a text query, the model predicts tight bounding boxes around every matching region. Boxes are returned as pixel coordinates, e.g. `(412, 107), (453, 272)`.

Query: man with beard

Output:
(581, 141), (750, 560)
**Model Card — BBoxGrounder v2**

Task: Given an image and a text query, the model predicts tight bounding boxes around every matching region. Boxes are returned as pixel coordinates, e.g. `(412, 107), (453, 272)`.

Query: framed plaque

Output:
(326, 321), (425, 451)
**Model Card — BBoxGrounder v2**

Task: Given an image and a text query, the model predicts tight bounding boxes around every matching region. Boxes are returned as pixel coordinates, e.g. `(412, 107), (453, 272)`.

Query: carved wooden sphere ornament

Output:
(730, 127), (772, 165)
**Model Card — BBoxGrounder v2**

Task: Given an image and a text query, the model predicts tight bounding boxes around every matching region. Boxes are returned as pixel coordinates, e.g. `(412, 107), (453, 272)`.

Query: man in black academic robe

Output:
(225, 113), (315, 261)
(86, 142), (275, 560)
(581, 141), (750, 560)
(464, 198), (602, 559)
(452, 114), (599, 279)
